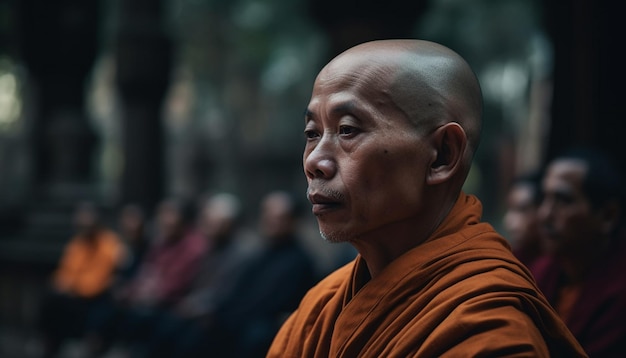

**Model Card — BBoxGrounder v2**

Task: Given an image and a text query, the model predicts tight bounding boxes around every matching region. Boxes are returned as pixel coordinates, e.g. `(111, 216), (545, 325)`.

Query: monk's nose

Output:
(304, 139), (337, 180)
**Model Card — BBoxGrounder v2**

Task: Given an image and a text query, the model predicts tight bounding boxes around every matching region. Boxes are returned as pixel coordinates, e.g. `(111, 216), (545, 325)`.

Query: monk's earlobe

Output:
(426, 123), (467, 185)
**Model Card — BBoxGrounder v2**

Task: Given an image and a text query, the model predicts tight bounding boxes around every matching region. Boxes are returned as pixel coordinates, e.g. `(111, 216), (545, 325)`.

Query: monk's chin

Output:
(319, 229), (352, 244)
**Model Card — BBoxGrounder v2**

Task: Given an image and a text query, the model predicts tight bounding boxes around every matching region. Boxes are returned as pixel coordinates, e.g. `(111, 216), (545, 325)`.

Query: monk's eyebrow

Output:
(304, 108), (314, 123)
(331, 101), (356, 116)
(304, 101), (358, 123)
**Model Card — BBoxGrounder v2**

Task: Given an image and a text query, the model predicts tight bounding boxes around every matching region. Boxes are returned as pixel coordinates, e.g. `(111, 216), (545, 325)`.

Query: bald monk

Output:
(266, 39), (587, 357)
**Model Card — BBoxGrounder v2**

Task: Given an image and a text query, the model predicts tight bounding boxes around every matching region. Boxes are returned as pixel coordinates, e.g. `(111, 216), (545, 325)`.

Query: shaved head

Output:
(317, 39), (483, 167)
(304, 38), (484, 250)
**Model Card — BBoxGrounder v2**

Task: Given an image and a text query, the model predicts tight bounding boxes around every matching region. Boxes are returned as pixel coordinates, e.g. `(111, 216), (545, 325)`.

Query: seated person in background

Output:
(210, 190), (317, 357)
(503, 170), (545, 270)
(114, 203), (150, 285)
(140, 191), (317, 358)
(115, 197), (207, 310)
(38, 201), (125, 358)
(84, 203), (151, 349)
(172, 192), (255, 323)
(134, 192), (257, 358)
(533, 147), (626, 357)
(267, 39), (586, 357)
(87, 197), (208, 354)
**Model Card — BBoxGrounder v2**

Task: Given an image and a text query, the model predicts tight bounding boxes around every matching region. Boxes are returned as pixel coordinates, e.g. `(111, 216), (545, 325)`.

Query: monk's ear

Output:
(426, 122), (467, 185)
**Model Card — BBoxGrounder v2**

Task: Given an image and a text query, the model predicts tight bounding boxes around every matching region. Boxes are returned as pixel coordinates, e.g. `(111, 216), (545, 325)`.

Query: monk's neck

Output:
(353, 202), (456, 279)
(351, 231), (428, 278)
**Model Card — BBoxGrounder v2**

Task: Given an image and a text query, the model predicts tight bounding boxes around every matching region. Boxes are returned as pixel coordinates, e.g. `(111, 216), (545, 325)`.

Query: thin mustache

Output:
(306, 187), (345, 202)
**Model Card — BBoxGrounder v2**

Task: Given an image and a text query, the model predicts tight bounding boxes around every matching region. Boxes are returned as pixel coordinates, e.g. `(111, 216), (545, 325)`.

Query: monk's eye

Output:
(339, 125), (358, 137)
(304, 129), (320, 140)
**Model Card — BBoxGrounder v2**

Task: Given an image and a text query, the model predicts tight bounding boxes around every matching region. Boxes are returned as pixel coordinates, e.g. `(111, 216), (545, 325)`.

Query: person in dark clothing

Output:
(115, 203), (150, 284)
(83, 203), (150, 353)
(212, 190), (318, 357)
(151, 190), (317, 358)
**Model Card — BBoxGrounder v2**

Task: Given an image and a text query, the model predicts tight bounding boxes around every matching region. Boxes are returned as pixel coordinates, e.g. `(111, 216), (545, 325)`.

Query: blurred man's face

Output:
(198, 196), (238, 244)
(157, 201), (182, 241)
(260, 193), (293, 240)
(538, 160), (601, 256)
(503, 183), (541, 249)
(119, 205), (145, 242)
(73, 203), (98, 234)
(303, 55), (430, 243)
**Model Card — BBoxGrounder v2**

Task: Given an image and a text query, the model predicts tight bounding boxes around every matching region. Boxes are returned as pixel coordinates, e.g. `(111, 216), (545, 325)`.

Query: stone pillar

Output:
(17, 0), (100, 201)
(114, 0), (173, 213)
(543, 0), (626, 173)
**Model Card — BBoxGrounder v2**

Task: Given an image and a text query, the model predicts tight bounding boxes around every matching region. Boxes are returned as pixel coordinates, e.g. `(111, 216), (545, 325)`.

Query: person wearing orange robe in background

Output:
(52, 223), (124, 298)
(39, 201), (125, 358)
(267, 39), (587, 357)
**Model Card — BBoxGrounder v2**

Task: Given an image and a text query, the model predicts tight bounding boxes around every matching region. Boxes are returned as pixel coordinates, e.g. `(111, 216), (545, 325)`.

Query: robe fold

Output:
(267, 193), (587, 357)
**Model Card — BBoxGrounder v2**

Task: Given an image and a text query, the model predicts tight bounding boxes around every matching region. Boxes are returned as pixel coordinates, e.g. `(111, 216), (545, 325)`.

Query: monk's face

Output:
(304, 50), (432, 243)
(537, 160), (602, 256)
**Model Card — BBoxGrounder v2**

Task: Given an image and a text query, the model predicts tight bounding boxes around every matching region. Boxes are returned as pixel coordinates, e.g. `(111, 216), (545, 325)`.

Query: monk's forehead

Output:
(321, 45), (457, 91)
(317, 50), (396, 86)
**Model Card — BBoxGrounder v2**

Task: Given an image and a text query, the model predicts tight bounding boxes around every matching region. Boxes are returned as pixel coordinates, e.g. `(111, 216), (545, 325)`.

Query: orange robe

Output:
(267, 193), (587, 357)
(53, 229), (125, 298)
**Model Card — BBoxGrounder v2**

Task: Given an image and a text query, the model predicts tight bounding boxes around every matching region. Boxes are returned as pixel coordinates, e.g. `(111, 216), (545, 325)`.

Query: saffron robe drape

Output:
(267, 193), (587, 357)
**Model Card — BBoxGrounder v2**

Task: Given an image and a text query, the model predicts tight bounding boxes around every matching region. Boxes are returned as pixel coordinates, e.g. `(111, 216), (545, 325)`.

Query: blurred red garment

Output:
(121, 228), (208, 307)
(532, 235), (626, 357)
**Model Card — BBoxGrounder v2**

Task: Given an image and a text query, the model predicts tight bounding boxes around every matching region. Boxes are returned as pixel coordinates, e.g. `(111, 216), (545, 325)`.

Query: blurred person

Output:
(172, 192), (254, 322)
(503, 170), (545, 269)
(141, 191), (317, 358)
(115, 197), (206, 309)
(266, 39), (586, 357)
(114, 203), (150, 284)
(86, 197), (208, 355)
(38, 201), (125, 358)
(83, 203), (150, 350)
(207, 190), (317, 357)
(533, 147), (626, 356)
(133, 192), (256, 358)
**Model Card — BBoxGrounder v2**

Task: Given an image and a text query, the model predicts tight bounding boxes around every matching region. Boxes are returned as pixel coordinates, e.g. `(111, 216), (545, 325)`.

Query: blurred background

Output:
(0, 0), (624, 355)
